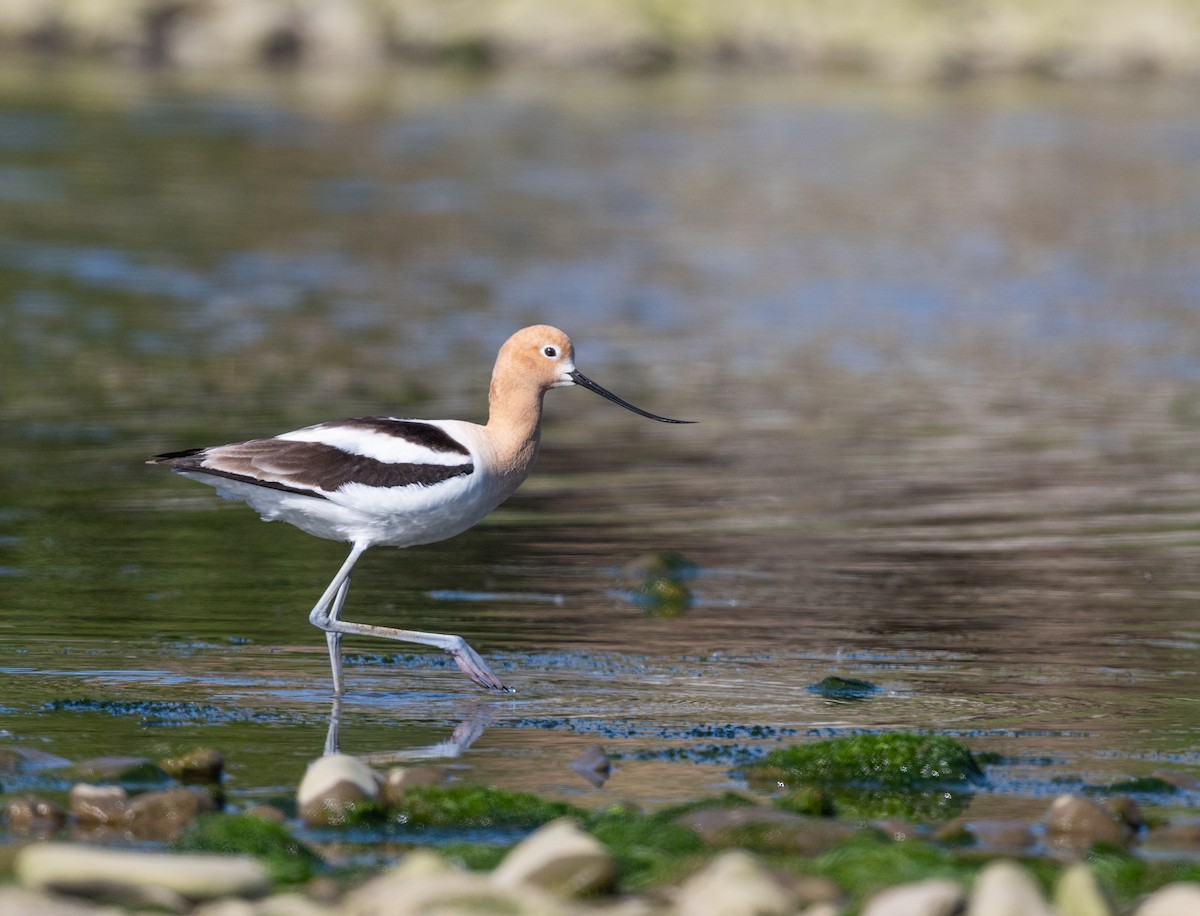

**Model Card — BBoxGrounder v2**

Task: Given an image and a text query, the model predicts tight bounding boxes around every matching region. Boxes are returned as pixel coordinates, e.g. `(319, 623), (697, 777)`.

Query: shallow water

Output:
(1, 65), (1199, 839)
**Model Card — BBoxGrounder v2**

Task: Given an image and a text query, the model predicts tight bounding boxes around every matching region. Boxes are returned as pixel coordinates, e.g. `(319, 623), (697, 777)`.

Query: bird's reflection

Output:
(322, 697), (495, 761)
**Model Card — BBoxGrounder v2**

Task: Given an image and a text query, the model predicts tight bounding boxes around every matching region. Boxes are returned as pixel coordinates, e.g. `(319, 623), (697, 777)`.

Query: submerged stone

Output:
(806, 676), (880, 700)
(620, 550), (697, 617)
(382, 765), (444, 807)
(569, 745), (612, 788)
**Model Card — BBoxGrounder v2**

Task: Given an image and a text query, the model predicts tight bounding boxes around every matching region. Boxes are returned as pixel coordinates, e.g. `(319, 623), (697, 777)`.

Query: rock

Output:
(16, 842), (271, 903)
(1055, 863), (1116, 916)
(242, 804), (288, 823)
(569, 745), (611, 787)
(7, 795), (68, 832)
(343, 865), (562, 916)
(1044, 795), (1133, 850)
(862, 878), (965, 916)
(1135, 883), (1200, 916)
(193, 893), (335, 916)
(381, 766), (443, 806)
(297, 754), (383, 827)
(1103, 795), (1145, 831)
(1145, 822), (1200, 850)
(967, 860), (1054, 916)
(675, 806), (859, 855)
(961, 820), (1036, 852)
(70, 756), (172, 787)
(68, 783), (128, 825)
(124, 786), (221, 840)
(0, 886), (107, 915)
(389, 849), (457, 882)
(490, 818), (617, 897)
(674, 850), (794, 916)
(0, 746), (72, 773)
(160, 748), (225, 784)
(1153, 770), (1200, 791)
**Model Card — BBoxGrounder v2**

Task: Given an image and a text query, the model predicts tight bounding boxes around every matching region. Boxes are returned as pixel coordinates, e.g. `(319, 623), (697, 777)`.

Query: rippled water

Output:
(1, 65), (1199, 830)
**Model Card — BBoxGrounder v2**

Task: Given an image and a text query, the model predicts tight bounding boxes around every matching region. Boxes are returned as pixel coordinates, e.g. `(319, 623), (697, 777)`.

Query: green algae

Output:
(774, 787), (835, 817)
(390, 785), (582, 830)
(805, 677), (879, 701)
(583, 805), (709, 890)
(754, 734), (984, 790)
(746, 733), (983, 822)
(176, 813), (322, 884)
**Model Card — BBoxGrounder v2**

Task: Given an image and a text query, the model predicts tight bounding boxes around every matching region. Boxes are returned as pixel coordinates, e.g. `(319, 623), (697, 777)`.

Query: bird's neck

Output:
(484, 379), (545, 480)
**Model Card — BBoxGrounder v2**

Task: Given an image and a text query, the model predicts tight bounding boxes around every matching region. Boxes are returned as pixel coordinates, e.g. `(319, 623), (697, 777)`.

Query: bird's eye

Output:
(542, 346), (557, 358)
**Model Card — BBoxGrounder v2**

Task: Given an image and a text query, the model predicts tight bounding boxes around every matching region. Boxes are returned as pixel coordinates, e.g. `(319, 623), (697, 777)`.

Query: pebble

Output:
(16, 842), (271, 903)
(675, 806), (859, 855)
(967, 860), (1054, 916)
(1144, 822), (1200, 850)
(68, 783), (128, 825)
(160, 747), (225, 785)
(862, 878), (965, 916)
(343, 861), (562, 916)
(569, 745), (612, 788)
(0, 886), (107, 915)
(123, 785), (221, 840)
(1044, 794), (1132, 850)
(297, 754), (383, 828)
(960, 820), (1037, 852)
(69, 755), (171, 786)
(1055, 863), (1115, 916)
(674, 849), (794, 916)
(7, 794), (68, 832)
(1135, 883), (1200, 916)
(490, 817), (617, 897)
(381, 765), (443, 806)
(1153, 770), (1200, 791)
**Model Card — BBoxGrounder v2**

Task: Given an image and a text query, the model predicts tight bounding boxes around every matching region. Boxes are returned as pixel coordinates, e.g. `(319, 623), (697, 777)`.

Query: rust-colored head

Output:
(490, 325), (692, 424)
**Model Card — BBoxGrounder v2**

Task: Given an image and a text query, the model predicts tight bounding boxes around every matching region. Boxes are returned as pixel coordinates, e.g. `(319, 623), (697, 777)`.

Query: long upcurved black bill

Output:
(570, 370), (694, 424)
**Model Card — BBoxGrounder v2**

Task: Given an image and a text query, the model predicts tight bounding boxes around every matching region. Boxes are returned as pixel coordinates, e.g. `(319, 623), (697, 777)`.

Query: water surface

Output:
(1, 65), (1198, 833)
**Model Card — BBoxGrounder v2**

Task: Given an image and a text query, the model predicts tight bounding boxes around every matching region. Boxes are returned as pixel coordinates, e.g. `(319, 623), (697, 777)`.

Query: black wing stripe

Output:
(155, 440), (473, 497)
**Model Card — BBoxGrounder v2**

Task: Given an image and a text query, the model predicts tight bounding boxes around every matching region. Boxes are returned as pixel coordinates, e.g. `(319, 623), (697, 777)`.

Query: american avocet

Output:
(149, 325), (691, 695)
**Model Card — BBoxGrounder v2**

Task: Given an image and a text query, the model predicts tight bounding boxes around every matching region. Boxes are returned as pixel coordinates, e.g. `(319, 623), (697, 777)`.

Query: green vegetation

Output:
(176, 813), (323, 884)
(389, 785), (582, 831)
(753, 734), (984, 790)
(584, 805), (710, 890)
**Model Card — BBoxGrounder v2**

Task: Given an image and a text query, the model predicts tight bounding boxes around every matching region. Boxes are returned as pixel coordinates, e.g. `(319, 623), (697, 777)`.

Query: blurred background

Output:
(0, 1), (1198, 814)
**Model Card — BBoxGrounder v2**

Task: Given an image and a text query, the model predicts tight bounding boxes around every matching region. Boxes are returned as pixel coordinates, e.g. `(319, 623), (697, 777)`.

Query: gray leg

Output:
(308, 542), (510, 693)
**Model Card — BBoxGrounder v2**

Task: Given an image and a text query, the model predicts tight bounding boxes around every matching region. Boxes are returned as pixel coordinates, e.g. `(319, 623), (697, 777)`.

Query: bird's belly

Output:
(188, 470), (512, 548)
